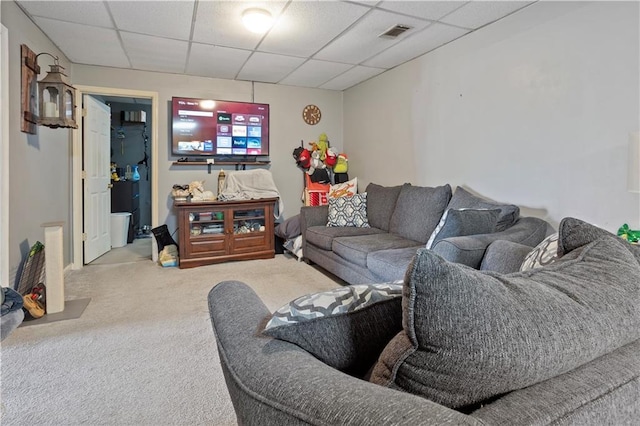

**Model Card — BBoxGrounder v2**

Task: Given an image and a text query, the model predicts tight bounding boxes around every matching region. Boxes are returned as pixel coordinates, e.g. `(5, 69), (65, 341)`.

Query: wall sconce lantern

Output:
(21, 44), (77, 134)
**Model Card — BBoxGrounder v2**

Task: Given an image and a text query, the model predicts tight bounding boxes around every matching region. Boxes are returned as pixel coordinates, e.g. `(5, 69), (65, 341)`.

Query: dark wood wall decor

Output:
(21, 44), (40, 134)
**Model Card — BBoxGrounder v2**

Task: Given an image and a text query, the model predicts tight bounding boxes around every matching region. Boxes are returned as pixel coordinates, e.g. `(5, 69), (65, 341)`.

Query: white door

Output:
(83, 95), (112, 263)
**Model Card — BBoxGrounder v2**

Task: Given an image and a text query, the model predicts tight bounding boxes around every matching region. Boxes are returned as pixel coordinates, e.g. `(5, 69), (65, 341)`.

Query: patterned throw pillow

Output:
(263, 281), (403, 375)
(520, 232), (560, 271)
(328, 177), (357, 199)
(426, 208), (500, 249)
(327, 192), (369, 227)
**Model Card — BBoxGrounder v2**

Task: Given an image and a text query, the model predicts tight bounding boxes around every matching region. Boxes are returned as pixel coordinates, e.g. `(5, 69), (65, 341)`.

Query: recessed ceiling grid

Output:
(15, 0), (536, 91)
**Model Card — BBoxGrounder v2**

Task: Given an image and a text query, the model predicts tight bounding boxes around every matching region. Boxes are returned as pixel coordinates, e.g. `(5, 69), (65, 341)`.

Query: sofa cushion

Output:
(558, 217), (640, 263)
(367, 247), (421, 282)
(263, 282), (403, 375)
(306, 226), (385, 251)
(389, 184), (452, 244)
(520, 232), (560, 271)
(425, 208), (500, 249)
(333, 234), (422, 268)
(370, 234), (640, 409)
(327, 193), (369, 227)
(365, 183), (407, 231)
(446, 187), (519, 232)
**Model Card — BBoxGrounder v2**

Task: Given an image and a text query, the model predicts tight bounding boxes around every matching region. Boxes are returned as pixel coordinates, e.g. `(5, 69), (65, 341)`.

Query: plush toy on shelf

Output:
(333, 153), (348, 173)
(316, 133), (329, 161)
(324, 147), (338, 168)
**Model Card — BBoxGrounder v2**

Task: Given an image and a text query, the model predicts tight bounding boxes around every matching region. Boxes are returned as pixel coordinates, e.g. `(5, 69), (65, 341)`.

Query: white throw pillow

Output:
(328, 177), (357, 199)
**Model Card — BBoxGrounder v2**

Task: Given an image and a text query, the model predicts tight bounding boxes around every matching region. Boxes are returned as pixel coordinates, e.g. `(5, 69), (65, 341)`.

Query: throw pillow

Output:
(327, 193), (369, 227)
(328, 177), (357, 199)
(274, 214), (302, 240)
(370, 237), (640, 409)
(446, 187), (520, 232)
(519, 232), (560, 271)
(425, 208), (500, 249)
(263, 282), (403, 376)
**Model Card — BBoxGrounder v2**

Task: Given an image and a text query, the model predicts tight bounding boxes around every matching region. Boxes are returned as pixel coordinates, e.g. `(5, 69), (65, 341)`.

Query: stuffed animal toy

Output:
(188, 180), (216, 201)
(293, 147), (311, 170)
(324, 147), (338, 167)
(333, 153), (348, 173)
(110, 162), (120, 181)
(317, 133), (329, 161)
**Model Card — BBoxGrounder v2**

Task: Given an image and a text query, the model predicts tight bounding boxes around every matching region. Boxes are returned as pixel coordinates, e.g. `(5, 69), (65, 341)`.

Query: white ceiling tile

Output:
(364, 22), (469, 68)
(120, 32), (188, 74)
(17, 1), (113, 28)
(320, 65), (386, 91)
(259, 1), (369, 57)
(440, 1), (533, 30)
(186, 43), (251, 80)
(314, 9), (429, 64)
(280, 60), (354, 88)
(32, 17), (130, 68)
(237, 52), (306, 83)
(193, 1), (288, 50)
(108, 0), (195, 40)
(377, 1), (467, 21)
(17, 0), (538, 90)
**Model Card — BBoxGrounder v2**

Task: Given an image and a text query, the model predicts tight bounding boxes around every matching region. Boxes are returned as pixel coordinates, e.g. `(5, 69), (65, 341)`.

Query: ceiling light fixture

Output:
(242, 8), (273, 34)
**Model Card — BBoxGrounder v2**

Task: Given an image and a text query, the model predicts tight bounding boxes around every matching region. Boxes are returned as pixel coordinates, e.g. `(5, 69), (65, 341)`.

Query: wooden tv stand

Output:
(174, 198), (277, 269)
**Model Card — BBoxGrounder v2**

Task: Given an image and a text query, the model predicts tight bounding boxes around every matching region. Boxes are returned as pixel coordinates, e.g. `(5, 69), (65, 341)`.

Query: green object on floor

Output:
(617, 223), (640, 243)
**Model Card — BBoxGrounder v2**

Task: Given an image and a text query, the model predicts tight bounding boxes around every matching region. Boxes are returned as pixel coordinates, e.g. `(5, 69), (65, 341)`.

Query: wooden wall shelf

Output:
(172, 160), (270, 172)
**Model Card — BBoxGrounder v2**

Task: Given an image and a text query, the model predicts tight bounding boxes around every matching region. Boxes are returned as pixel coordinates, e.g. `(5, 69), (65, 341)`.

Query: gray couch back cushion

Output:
(447, 187), (519, 232)
(558, 217), (640, 263)
(370, 234), (640, 409)
(365, 183), (407, 231)
(389, 184), (452, 243)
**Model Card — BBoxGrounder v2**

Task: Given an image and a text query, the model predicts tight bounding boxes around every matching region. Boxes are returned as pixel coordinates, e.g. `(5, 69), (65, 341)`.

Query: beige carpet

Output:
(89, 237), (152, 265)
(1, 254), (341, 425)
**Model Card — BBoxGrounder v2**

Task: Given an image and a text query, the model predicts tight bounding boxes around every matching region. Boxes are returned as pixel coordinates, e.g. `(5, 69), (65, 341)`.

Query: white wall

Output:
(71, 65), (343, 233)
(345, 1), (640, 232)
(2, 1), (73, 284)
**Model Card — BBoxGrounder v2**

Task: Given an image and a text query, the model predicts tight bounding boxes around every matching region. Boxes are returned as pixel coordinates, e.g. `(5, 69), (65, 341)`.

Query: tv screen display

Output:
(171, 97), (269, 157)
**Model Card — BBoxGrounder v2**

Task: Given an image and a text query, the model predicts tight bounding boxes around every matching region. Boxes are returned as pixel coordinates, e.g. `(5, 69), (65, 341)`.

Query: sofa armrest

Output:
(479, 240), (534, 273)
(299, 205), (329, 259)
(208, 281), (481, 425)
(300, 205), (329, 228)
(431, 217), (551, 270)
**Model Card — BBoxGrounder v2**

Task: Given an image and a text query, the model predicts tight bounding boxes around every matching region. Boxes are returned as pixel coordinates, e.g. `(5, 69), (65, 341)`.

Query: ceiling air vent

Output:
(379, 24), (413, 39)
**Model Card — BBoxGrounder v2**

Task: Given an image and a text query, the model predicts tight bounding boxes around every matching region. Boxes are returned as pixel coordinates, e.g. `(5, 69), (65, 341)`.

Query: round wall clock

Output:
(302, 104), (321, 125)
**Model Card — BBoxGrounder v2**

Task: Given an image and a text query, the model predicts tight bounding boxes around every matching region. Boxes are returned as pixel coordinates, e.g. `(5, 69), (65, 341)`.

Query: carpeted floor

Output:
(89, 237), (152, 265)
(0, 253), (341, 425)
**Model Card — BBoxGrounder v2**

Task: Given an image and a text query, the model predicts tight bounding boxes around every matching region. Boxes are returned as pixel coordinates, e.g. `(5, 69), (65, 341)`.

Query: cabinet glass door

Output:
(232, 207), (266, 235)
(189, 209), (225, 237)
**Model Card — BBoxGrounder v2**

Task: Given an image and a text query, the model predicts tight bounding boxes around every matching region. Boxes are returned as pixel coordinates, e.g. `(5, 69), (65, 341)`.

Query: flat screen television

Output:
(171, 97), (269, 158)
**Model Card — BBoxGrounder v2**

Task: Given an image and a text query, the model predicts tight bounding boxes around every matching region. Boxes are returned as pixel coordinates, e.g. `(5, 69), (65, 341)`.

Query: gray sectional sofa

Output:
(301, 182), (552, 284)
(208, 217), (640, 425)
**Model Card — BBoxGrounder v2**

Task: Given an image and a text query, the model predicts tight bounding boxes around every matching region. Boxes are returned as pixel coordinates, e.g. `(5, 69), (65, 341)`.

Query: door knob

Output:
(107, 183), (113, 189)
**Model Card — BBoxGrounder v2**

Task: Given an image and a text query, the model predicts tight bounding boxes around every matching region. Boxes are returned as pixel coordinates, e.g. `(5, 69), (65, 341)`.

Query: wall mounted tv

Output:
(171, 97), (270, 158)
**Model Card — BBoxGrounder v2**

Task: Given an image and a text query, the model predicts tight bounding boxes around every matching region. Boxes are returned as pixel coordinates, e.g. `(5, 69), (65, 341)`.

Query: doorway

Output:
(72, 86), (159, 269)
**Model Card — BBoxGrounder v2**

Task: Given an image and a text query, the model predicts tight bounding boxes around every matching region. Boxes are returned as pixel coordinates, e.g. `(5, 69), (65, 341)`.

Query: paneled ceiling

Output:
(17, 0), (535, 91)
